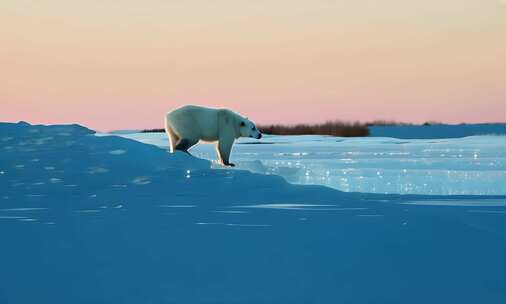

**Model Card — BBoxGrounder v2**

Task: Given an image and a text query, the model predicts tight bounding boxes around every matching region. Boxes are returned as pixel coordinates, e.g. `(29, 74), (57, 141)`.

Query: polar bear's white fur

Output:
(165, 105), (262, 166)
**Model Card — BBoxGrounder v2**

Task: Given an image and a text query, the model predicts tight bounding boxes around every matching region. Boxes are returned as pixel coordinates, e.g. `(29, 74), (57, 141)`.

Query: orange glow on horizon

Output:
(2, 0), (506, 131)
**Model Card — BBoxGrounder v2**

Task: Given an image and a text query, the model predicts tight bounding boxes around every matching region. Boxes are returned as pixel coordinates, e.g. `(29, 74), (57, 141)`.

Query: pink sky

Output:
(2, 0), (506, 131)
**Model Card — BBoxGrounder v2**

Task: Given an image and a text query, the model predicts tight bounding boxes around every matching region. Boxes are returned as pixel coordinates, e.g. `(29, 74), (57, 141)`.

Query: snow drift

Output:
(1, 122), (506, 304)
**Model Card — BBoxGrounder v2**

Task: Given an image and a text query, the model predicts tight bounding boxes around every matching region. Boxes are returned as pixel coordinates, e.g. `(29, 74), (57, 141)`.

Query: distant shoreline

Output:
(139, 122), (506, 139)
(142, 121), (369, 137)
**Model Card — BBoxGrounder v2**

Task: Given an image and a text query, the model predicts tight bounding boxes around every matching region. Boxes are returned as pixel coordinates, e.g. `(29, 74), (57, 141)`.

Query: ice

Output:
(369, 123), (506, 139)
(235, 203), (368, 211)
(237, 203), (336, 209)
(214, 210), (249, 214)
(402, 199), (506, 206)
(109, 149), (126, 155)
(158, 204), (196, 208)
(111, 132), (506, 195)
(18, 218), (38, 222)
(87, 166), (109, 174)
(224, 223), (271, 227)
(0, 208), (48, 211)
(131, 176), (151, 185)
(1, 122), (506, 303)
(0, 216), (27, 219)
(193, 222), (270, 227)
(75, 209), (101, 213)
(467, 210), (506, 214)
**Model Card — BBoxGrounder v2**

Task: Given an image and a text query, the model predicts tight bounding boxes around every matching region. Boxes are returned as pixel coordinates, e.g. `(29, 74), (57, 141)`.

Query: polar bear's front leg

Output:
(216, 138), (235, 167)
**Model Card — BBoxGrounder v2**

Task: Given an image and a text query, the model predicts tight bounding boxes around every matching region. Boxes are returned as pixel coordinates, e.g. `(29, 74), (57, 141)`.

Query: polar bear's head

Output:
(239, 119), (262, 139)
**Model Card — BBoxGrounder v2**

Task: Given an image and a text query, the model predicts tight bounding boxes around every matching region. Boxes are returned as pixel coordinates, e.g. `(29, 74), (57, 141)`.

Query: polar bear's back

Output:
(166, 105), (221, 141)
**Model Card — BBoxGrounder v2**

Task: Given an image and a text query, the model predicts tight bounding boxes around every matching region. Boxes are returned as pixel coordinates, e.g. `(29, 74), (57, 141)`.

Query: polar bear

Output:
(165, 105), (262, 166)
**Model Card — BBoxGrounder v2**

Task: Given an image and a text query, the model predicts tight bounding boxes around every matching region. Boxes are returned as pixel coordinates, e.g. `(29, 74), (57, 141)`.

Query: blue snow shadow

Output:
(1, 121), (506, 304)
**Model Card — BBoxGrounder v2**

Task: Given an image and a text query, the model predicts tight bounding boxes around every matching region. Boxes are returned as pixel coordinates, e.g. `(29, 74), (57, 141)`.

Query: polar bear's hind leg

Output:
(175, 138), (198, 153)
(165, 125), (180, 153)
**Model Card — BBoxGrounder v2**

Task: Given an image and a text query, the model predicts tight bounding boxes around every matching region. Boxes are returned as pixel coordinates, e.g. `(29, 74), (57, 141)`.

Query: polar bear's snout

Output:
(242, 119), (262, 139)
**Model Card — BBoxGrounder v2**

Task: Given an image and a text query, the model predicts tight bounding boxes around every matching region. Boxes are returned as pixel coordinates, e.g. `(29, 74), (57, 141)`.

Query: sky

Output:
(2, 0), (506, 131)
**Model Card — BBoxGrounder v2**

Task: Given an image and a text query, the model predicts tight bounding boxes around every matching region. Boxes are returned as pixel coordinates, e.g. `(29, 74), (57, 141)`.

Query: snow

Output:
(1, 121), (506, 304)
(110, 132), (506, 195)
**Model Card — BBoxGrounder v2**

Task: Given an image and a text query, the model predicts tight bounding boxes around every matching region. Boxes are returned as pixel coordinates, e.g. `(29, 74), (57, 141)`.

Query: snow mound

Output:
(1, 122), (506, 304)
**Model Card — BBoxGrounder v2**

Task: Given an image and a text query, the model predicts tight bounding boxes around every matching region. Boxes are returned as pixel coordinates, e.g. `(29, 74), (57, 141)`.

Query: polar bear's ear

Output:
(240, 121), (245, 127)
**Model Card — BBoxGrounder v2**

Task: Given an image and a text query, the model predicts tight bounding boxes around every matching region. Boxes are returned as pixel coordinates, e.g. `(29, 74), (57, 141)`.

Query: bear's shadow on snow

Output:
(237, 141), (275, 145)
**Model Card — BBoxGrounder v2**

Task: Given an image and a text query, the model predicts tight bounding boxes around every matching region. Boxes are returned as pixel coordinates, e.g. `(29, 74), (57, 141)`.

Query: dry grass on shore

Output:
(141, 128), (166, 133)
(258, 121), (369, 137)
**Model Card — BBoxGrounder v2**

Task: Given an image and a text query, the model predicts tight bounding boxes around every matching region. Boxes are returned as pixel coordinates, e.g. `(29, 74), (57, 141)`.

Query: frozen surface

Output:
(2, 122), (506, 304)
(370, 123), (506, 139)
(112, 132), (506, 195)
